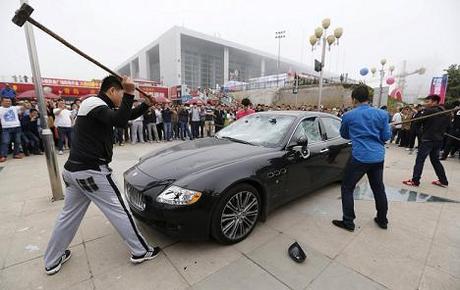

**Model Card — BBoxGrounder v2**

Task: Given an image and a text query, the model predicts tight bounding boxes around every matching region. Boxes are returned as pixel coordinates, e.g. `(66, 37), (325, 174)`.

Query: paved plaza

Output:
(0, 142), (459, 290)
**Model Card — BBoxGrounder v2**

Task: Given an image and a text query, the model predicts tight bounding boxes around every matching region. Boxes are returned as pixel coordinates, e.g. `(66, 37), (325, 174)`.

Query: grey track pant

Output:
(131, 121), (144, 143)
(44, 165), (152, 268)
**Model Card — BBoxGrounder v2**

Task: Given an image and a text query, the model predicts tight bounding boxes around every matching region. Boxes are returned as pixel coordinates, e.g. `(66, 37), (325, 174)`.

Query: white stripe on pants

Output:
(44, 165), (152, 268)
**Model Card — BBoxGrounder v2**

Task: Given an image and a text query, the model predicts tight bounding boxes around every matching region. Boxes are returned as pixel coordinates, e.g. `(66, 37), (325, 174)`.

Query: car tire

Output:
(211, 183), (261, 244)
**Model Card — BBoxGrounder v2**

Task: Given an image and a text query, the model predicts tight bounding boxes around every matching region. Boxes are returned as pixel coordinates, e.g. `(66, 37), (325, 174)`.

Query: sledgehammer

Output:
(12, 3), (155, 103)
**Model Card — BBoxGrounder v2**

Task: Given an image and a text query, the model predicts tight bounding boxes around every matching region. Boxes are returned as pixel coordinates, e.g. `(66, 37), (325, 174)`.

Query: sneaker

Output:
(432, 180), (448, 188)
(402, 179), (419, 187)
(405, 148), (411, 151)
(332, 220), (355, 232)
(0, 156), (6, 162)
(58, 150), (64, 155)
(45, 249), (72, 275)
(374, 217), (388, 229)
(130, 247), (160, 264)
(13, 154), (23, 159)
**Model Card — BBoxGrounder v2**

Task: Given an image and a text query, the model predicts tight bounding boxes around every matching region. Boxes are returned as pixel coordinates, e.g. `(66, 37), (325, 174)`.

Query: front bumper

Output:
(124, 169), (216, 240)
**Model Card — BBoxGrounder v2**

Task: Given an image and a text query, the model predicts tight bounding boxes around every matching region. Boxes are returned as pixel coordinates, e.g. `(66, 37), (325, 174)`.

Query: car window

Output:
(291, 118), (322, 145)
(216, 114), (296, 147)
(322, 117), (341, 139)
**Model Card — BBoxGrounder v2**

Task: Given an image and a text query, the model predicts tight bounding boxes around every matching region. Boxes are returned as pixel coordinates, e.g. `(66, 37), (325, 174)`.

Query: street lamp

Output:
(370, 59), (395, 107)
(275, 30), (286, 87)
(309, 19), (343, 111)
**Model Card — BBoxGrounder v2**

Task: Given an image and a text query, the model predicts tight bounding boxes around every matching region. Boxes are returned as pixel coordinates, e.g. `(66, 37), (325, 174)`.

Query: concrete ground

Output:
(0, 142), (459, 290)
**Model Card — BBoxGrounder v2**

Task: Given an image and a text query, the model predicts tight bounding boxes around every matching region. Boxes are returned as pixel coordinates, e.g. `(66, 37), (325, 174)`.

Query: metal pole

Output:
(318, 35), (327, 111)
(20, 0), (63, 201)
(277, 36), (280, 87)
(378, 66), (384, 107)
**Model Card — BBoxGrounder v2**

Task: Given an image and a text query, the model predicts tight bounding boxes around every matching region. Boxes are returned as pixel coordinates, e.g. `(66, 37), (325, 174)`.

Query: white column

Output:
(138, 52), (149, 80)
(224, 47), (229, 83)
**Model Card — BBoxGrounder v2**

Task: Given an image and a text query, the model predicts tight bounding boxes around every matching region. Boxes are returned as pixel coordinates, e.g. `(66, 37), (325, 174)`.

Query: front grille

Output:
(126, 183), (146, 211)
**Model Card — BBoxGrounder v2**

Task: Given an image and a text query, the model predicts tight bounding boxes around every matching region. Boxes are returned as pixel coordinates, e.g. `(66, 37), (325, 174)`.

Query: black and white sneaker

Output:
(130, 246), (161, 264)
(45, 249), (72, 275)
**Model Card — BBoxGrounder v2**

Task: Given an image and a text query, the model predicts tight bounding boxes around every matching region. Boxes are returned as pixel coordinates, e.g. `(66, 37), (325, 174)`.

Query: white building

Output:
(116, 26), (323, 89)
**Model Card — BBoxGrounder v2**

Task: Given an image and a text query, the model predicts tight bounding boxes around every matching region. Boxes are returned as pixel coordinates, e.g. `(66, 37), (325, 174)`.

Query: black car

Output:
(124, 111), (351, 244)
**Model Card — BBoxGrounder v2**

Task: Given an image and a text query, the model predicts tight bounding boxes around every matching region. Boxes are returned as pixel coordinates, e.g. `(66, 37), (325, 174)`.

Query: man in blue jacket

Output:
(333, 85), (392, 231)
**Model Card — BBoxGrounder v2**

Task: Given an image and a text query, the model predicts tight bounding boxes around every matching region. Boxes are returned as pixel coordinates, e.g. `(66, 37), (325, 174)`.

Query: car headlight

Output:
(156, 185), (202, 206)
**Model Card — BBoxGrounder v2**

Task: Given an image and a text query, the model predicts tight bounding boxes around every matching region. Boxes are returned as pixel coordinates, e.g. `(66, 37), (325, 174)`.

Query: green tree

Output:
(445, 64), (460, 102)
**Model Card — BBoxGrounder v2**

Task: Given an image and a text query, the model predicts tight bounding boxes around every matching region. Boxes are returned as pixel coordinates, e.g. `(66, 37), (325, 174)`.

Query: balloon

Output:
(371, 67), (377, 74)
(360, 68), (369, 76)
(380, 59), (387, 66)
(386, 77), (395, 85)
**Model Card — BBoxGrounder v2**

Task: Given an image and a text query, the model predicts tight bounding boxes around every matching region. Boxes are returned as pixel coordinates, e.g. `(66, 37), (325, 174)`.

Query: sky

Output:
(1, 0), (459, 97)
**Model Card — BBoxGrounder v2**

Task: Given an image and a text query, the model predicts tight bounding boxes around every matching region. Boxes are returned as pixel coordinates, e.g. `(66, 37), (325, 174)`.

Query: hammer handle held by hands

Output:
(390, 106), (460, 126)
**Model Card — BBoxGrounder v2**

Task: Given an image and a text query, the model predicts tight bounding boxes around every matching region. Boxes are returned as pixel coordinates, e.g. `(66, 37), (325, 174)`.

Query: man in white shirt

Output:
(131, 100), (145, 144)
(390, 108), (403, 144)
(53, 99), (73, 155)
(0, 97), (23, 162)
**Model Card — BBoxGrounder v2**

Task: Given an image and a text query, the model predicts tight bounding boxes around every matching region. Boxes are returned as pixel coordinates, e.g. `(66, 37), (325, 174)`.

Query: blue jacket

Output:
(340, 104), (391, 163)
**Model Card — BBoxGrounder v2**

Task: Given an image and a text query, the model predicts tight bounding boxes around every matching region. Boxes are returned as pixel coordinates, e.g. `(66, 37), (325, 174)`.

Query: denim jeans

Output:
(341, 158), (388, 227)
(57, 127), (72, 151)
(179, 121), (192, 140)
(412, 141), (448, 184)
(1, 126), (22, 157)
(163, 122), (172, 141)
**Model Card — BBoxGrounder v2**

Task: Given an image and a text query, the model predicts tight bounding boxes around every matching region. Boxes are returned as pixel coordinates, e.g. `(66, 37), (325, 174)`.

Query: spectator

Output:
(440, 103), (460, 160)
(199, 105), (206, 138)
(131, 101), (145, 144)
(144, 106), (159, 142)
(154, 105), (163, 141)
(215, 105), (225, 133)
(0, 97), (23, 162)
(162, 104), (173, 141)
(171, 106), (179, 140)
(390, 108), (403, 144)
(0, 84), (17, 101)
(407, 104), (423, 153)
(53, 99), (73, 155)
(399, 107), (412, 148)
(204, 105), (215, 137)
(21, 108), (42, 155)
(178, 105), (192, 141)
(236, 98), (255, 119)
(190, 104), (201, 138)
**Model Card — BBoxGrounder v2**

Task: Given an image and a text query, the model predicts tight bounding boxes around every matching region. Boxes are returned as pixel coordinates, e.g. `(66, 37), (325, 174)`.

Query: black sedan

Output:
(124, 111), (351, 244)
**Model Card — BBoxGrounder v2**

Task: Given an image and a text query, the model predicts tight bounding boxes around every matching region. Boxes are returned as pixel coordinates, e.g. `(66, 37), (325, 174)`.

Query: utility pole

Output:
(19, 0), (63, 201)
(275, 30), (286, 87)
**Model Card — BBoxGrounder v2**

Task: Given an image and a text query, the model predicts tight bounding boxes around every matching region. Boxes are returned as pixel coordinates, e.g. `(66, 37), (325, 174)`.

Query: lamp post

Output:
(309, 19), (343, 111)
(275, 30), (286, 87)
(369, 59), (395, 107)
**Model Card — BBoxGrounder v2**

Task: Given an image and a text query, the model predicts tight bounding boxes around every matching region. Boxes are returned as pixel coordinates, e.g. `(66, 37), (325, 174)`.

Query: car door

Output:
(286, 117), (330, 199)
(319, 116), (352, 182)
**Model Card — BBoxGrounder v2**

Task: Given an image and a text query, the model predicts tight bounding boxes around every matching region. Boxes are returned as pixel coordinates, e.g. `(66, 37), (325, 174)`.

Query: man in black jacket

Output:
(44, 76), (160, 276)
(440, 101), (460, 160)
(403, 95), (450, 187)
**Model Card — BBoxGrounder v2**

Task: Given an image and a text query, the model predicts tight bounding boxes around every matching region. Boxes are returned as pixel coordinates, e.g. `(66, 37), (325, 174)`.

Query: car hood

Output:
(135, 138), (274, 180)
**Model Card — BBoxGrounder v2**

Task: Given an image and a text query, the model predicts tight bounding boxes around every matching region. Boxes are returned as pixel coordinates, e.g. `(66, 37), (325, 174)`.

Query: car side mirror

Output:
(289, 136), (310, 159)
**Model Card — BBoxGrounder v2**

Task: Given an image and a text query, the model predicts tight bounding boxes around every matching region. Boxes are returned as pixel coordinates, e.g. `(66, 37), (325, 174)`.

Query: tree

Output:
(445, 64), (460, 102)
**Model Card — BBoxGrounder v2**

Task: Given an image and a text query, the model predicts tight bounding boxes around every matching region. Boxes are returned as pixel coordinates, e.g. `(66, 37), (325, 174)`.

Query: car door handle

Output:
(320, 148), (329, 153)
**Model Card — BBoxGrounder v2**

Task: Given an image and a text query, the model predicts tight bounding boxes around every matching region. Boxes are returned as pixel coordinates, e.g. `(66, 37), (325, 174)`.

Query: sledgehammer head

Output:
(12, 3), (34, 27)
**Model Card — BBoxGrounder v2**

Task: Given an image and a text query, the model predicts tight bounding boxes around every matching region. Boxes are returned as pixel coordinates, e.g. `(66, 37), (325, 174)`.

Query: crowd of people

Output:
(0, 87), (459, 164)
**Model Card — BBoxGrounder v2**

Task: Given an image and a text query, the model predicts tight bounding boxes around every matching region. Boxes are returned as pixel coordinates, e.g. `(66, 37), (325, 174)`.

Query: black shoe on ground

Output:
(45, 249), (72, 275)
(374, 217), (388, 229)
(130, 246), (161, 264)
(332, 220), (355, 232)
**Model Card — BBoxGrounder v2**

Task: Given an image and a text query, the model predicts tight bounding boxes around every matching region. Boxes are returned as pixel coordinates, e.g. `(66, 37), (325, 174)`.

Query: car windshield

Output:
(216, 114), (296, 147)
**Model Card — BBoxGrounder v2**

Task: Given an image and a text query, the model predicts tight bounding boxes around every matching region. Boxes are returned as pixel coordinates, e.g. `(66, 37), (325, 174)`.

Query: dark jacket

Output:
(215, 110), (225, 125)
(65, 93), (148, 171)
(178, 108), (190, 123)
(143, 109), (156, 124)
(420, 106), (450, 142)
(162, 108), (172, 123)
